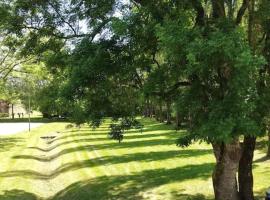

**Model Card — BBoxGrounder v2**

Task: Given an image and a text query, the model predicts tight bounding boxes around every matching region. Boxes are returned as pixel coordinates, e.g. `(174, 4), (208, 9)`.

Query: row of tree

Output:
(1, 0), (270, 199)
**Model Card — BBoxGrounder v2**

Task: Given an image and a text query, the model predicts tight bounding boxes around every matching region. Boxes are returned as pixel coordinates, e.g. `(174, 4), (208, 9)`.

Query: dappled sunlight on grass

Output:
(0, 118), (268, 199)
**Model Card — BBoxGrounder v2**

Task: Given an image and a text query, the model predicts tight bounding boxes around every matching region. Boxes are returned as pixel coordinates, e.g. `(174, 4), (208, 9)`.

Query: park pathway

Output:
(0, 123), (44, 136)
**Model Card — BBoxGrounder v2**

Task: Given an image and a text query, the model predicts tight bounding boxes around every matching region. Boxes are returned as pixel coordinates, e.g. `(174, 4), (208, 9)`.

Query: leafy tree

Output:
(2, 1), (270, 200)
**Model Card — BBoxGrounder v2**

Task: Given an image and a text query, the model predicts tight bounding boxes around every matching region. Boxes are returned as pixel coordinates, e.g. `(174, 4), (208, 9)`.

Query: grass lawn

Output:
(0, 118), (269, 200)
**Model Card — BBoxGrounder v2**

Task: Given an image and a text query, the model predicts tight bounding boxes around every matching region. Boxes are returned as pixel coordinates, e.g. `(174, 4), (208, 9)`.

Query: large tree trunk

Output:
(238, 136), (256, 200)
(158, 101), (163, 122)
(175, 111), (181, 130)
(149, 101), (154, 118)
(166, 101), (171, 124)
(237, 2), (257, 200)
(212, 140), (241, 200)
(267, 132), (270, 158)
(144, 98), (151, 117)
(154, 106), (159, 121)
(11, 104), (14, 119)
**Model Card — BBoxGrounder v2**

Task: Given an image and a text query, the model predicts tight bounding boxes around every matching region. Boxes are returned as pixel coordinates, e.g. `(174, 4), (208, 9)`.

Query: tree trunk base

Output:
(212, 140), (241, 200)
(238, 136), (256, 200)
(267, 133), (270, 158)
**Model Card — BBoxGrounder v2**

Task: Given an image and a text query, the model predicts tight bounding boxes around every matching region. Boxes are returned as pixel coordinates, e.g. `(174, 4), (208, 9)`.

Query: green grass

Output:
(0, 118), (269, 200)
(0, 117), (67, 123)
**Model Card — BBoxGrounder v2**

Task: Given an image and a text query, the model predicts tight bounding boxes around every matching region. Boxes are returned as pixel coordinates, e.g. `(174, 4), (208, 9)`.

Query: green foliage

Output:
(35, 82), (67, 118)
(1, 0), (269, 145)
(109, 124), (124, 143)
(154, 15), (266, 143)
(0, 113), (9, 118)
(183, 28), (264, 142)
(109, 118), (144, 142)
(57, 38), (142, 124)
(2, 1), (270, 199)
(176, 133), (199, 148)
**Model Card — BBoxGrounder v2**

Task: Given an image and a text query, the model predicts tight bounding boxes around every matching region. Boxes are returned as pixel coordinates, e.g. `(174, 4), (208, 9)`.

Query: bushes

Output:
(0, 113), (9, 118)
(108, 118), (144, 143)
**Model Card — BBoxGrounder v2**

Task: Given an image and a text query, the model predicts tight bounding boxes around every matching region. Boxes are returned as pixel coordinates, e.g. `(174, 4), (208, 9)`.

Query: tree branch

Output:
(152, 52), (161, 68)
(48, 2), (78, 36)
(236, 0), (249, 25)
(0, 49), (11, 66)
(134, 71), (144, 89)
(21, 18), (110, 41)
(150, 81), (191, 97)
(211, 0), (226, 18)
(0, 57), (34, 80)
(191, 0), (205, 26)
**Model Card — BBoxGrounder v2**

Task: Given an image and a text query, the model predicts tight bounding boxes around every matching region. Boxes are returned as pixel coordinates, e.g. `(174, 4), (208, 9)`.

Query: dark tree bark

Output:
(175, 111), (181, 129)
(144, 98), (151, 117)
(154, 106), (159, 121)
(191, 0), (205, 26)
(11, 104), (14, 119)
(158, 101), (163, 122)
(267, 132), (270, 158)
(166, 100), (171, 124)
(237, 2), (256, 200)
(236, 0), (248, 25)
(212, 140), (241, 200)
(238, 136), (256, 200)
(150, 100), (154, 117)
(211, 0), (225, 18)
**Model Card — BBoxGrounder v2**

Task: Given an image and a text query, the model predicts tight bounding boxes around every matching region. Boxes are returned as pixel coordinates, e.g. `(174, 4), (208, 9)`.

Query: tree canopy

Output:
(1, 0), (270, 200)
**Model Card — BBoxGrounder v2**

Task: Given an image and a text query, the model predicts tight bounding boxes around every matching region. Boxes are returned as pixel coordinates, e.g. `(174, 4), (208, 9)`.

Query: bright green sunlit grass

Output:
(0, 118), (269, 200)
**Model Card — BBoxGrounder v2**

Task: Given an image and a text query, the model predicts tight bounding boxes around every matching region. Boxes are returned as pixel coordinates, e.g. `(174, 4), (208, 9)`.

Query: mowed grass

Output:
(0, 118), (269, 200)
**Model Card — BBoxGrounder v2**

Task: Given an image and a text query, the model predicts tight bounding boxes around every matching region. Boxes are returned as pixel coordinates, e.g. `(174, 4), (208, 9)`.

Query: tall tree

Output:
(1, 1), (270, 200)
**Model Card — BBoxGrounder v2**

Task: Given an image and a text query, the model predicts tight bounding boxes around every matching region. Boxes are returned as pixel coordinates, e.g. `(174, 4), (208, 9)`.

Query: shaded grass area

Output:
(0, 118), (268, 199)
(51, 163), (212, 200)
(0, 117), (68, 123)
(0, 190), (37, 200)
(0, 137), (24, 152)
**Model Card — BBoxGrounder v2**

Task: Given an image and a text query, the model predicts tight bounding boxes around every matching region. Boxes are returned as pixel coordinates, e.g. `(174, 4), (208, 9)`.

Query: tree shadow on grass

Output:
(169, 192), (210, 200)
(0, 190), (37, 200)
(12, 147), (212, 167)
(256, 139), (268, 152)
(28, 136), (109, 153)
(49, 163), (213, 200)
(0, 118), (67, 123)
(124, 131), (181, 139)
(254, 155), (270, 163)
(46, 119), (177, 145)
(18, 122), (208, 163)
(0, 163), (214, 182)
(17, 136), (185, 162)
(68, 127), (180, 150)
(254, 187), (268, 200)
(28, 130), (182, 154)
(44, 129), (108, 144)
(7, 148), (213, 180)
(0, 161), (214, 185)
(0, 137), (24, 152)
